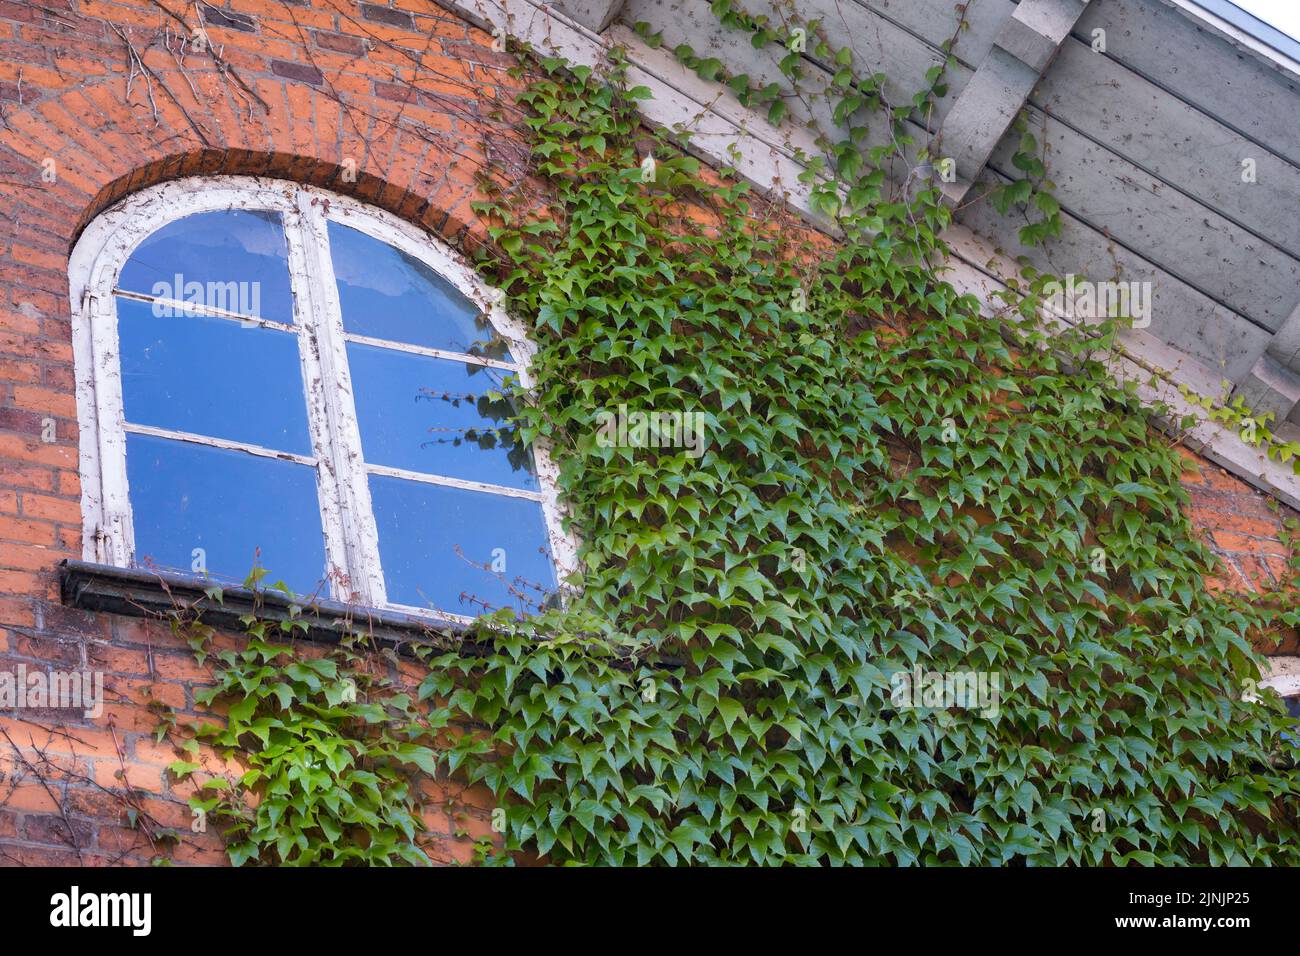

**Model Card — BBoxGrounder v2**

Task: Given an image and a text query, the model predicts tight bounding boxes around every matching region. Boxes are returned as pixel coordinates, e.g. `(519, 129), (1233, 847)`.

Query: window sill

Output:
(58, 559), (468, 650)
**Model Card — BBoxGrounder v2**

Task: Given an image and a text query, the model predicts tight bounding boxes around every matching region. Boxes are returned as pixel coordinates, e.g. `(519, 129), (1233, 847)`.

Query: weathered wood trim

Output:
(442, 0), (1300, 508)
(552, 0), (624, 32)
(1263, 656), (1300, 698)
(1235, 297), (1300, 426)
(1074, 0), (1300, 169)
(848, 0), (1017, 72)
(1233, 353), (1300, 426)
(934, 0), (1091, 203)
(1031, 37), (1300, 265)
(615, 0), (1299, 382)
(1267, 300), (1300, 374)
(292, 186), (388, 607)
(1161, 0), (1300, 84)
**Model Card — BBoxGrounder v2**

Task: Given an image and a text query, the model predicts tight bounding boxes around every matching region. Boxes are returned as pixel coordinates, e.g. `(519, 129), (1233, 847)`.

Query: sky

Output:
(1229, 0), (1300, 41)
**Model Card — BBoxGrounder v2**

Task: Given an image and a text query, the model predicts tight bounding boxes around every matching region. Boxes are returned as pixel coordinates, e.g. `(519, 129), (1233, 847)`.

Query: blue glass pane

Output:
(347, 342), (538, 490)
(118, 210), (294, 324)
(117, 297), (312, 456)
(126, 433), (326, 596)
(1286, 697), (1300, 748)
(369, 475), (556, 614)
(328, 221), (512, 359)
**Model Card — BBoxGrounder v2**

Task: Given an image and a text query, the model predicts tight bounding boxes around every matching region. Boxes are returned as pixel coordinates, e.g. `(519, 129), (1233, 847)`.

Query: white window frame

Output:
(1262, 656), (1300, 699)
(68, 175), (578, 625)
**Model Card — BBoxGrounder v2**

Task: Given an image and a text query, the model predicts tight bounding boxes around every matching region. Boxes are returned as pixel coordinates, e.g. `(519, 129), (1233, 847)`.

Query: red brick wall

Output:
(0, 0), (1294, 865)
(1178, 447), (1297, 595)
(0, 0), (529, 866)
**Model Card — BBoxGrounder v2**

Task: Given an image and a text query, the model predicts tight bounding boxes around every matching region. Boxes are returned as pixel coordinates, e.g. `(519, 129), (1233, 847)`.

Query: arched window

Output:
(69, 177), (571, 623)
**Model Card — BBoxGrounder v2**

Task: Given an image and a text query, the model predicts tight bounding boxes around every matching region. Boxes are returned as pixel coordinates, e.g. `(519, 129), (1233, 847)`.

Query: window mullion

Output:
(292, 191), (388, 607)
(283, 200), (351, 602)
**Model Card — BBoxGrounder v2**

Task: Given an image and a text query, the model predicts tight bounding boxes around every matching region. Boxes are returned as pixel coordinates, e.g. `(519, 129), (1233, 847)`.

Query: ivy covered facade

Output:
(0, 0), (1297, 866)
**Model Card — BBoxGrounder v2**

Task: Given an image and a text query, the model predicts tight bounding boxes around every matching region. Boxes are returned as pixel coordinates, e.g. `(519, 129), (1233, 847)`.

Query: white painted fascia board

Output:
(1159, 0), (1300, 85)
(1263, 656), (1300, 698)
(444, 0), (1300, 510)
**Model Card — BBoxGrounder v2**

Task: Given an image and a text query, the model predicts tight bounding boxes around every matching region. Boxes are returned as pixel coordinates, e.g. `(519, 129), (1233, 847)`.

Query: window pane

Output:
(369, 475), (556, 614)
(328, 221), (512, 359)
(126, 433), (327, 596)
(117, 209), (294, 324)
(117, 297), (313, 456)
(347, 342), (538, 490)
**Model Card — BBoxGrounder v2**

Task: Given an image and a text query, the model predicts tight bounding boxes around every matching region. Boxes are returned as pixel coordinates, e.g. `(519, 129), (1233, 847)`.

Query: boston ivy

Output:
(160, 44), (1300, 865)
(438, 52), (1300, 864)
(158, 580), (447, 866)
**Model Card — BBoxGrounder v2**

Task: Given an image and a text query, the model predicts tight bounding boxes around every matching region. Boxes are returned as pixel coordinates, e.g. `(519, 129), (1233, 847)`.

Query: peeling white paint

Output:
(1263, 655), (1300, 698)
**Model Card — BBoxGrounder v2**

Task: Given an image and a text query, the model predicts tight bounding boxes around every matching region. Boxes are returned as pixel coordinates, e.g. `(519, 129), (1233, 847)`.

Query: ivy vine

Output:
(156, 570), (450, 866)
(154, 27), (1300, 865)
(452, 52), (1300, 865)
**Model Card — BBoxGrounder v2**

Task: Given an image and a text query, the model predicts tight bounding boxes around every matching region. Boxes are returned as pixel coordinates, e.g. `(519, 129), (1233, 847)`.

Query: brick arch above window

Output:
(69, 150), (492, 258)
(68, 175), (575, 624)
(0, 41), (511, 264)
